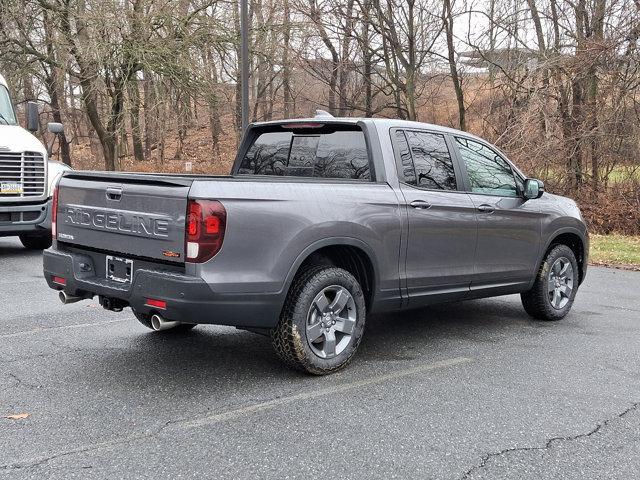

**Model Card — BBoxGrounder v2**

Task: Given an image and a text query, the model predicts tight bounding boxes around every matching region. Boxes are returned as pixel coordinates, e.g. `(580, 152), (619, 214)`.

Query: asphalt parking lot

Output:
(1, 236), (639, 479)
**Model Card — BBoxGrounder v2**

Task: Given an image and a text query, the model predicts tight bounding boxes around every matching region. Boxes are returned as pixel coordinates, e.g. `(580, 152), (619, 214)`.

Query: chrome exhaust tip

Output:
(150, 314), (181, 331)
(59, 291), (85, 305)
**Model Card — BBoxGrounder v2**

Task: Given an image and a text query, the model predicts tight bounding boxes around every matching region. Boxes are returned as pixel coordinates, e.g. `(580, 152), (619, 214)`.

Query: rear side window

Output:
(394, 130), (416, 184)
(394, 130), (457, 190)
(238, 126), (370, 180)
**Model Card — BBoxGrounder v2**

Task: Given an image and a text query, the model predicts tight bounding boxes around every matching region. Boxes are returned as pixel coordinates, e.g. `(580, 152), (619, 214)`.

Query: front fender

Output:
(538, 223), (589, 285)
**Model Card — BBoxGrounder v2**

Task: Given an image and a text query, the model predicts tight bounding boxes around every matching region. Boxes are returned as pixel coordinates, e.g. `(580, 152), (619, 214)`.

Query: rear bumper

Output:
(43, 248), (283, 328)
(0, 199), (51, 236)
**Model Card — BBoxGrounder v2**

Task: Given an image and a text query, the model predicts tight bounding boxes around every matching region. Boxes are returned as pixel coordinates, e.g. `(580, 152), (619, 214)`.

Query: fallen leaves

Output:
(3, 413), (30, 420)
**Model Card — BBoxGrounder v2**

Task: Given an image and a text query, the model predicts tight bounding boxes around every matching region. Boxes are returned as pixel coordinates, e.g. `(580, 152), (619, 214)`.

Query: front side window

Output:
(238, 126), (370, 180)
(0, 86), (18, 126)
(455, 137), (518, 197)
(395, 130), (457, 190)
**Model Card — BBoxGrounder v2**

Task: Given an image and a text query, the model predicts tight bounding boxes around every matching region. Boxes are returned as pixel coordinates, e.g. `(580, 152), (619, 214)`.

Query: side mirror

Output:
(47, 122), (64, 135)
(523, 178), (544, 200)
(26, 101), (39, 132)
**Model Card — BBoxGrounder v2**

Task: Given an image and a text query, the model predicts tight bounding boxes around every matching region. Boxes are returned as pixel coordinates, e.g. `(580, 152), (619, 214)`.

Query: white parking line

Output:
(0, 356), (472, 470)
(0, 319), (127, 339)
(172, 356), (473, 430)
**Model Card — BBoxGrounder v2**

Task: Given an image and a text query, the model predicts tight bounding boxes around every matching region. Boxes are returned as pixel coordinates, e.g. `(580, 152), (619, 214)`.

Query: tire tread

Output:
(271, 265), (365, 375)
(521, 244), (578, 321)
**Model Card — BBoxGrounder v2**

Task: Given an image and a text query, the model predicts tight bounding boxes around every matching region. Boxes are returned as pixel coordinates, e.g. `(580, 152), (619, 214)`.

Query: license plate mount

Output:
(106, 255), (133, 284)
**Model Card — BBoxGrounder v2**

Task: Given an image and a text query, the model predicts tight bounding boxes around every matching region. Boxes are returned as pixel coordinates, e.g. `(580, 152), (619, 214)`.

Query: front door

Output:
(392, 129), (477, 306)
(452, 136), (542, 291)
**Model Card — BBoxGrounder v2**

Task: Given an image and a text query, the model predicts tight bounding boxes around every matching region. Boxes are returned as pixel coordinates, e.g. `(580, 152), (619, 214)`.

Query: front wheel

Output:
(521, 244), (579, 321)
(19, 232), (52, 250)
(271, 265), (366, 375)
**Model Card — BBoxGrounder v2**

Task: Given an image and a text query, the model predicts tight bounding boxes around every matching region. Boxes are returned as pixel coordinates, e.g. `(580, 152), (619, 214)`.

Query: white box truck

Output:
(0, 73), (70, 249)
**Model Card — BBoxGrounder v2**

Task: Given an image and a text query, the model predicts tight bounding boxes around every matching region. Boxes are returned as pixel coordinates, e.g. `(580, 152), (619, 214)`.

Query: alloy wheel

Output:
(306, 285), (357, 359)
(548, 257), (574, 310)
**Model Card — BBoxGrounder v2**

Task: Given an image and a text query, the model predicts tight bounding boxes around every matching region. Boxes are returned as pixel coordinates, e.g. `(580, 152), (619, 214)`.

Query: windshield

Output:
(0, 85), (18, 125)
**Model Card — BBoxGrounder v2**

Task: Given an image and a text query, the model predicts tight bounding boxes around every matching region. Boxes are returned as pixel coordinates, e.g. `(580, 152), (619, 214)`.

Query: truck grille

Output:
(0, 151), (46, 198)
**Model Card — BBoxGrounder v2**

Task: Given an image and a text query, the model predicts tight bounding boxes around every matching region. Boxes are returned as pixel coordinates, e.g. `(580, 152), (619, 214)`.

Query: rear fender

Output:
(279, 236), (380, 304)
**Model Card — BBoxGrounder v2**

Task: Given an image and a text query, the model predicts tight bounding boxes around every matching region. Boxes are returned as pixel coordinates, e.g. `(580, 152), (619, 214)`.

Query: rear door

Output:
(56, 173), (191, 263)
(391, 128), (477, 306)
(451, 136), (542, 290)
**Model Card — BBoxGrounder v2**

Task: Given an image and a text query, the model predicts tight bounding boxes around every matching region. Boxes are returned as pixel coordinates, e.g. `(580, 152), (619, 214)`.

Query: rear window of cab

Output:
(237, 124), (371, 181)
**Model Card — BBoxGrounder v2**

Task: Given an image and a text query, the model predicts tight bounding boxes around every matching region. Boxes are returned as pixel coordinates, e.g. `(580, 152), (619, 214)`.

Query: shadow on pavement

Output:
(0, 237), (43, 258)
(79, 297), (538, 395)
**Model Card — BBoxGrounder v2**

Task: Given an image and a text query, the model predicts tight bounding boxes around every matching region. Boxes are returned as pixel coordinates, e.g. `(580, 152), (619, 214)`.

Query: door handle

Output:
(477, 204), (495, 213)
(410, 200), (432, 210)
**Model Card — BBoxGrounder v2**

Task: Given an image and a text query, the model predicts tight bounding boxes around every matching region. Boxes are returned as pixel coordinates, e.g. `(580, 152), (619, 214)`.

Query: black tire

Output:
(19, 233), (52, 250)
(521, 244), (579, 321)
(133, 311), (197, 332)
(271, 265), (366, 375)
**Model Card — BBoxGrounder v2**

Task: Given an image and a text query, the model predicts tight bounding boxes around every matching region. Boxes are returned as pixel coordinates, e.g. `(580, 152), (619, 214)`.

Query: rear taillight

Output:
(185, 199), (226, 263)
(51, 183), (59, 238)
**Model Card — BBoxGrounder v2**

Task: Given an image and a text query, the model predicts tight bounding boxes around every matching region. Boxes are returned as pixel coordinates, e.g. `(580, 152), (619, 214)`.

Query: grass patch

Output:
(605, 166), (640, 183)
(542, 166), (640, 184)
(590, 234), (640, 267)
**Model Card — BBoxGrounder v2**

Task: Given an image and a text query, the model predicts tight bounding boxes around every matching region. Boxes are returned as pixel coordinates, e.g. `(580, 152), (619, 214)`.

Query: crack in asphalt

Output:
(0, 319), (126, 339)
(0, 427), (168, 472)
(0, 372), (41, 394)
(0, 373), (20, 394)
(0, 357), (472, 471)
(6, 372), (40, 390)
(459, 401), (640, 479)
(0, 339), (111, 364)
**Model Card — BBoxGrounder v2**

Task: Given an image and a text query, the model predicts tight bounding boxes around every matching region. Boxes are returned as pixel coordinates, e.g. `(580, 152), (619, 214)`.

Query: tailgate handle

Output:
(106, 187), (123, 201)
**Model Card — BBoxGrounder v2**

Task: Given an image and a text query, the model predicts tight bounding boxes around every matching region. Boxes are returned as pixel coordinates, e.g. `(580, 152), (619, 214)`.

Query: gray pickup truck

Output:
(44, 115), (588, 374)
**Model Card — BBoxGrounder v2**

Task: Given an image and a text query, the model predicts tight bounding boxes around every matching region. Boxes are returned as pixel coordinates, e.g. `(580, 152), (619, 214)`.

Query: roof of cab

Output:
(250, 115), (485, 143)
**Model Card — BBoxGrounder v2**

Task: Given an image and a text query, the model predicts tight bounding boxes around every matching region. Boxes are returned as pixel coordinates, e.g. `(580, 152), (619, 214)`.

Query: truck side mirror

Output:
(47, 122), (64, 135)
(523, 178), (544, 200)
(26, 101), (39, 132)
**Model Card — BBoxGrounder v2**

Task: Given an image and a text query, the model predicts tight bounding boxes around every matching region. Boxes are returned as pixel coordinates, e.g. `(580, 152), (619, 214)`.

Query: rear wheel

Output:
(19, 232), (52, 250)
(271, 265), (366, 375)
(521, 244), (579, 321)
(133, 311), (197, 333)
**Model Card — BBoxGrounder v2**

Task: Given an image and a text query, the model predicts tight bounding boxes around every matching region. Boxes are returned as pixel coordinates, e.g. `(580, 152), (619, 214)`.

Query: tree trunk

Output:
(309, 0), (339, 115)
(443, 0), (465, 130)
(143, 69), (156, 159)
(588, 0), (606, 190)
(282, 0), (292, 117)
(361, 0), (373, 116)
(234, 0), (243, 134)
(338, 0), (355, 116)
(47, 76), (72, 166)
(128, 79), (145, 161)
(43, 9), (72, 166)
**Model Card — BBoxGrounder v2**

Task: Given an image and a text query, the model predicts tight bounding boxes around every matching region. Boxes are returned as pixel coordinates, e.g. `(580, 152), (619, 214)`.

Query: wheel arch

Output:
(541, 228), (587, 284)
(281, 238), (379, 311)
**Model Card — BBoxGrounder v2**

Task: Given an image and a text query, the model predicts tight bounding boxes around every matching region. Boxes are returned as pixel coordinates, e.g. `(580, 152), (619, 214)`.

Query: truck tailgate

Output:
(56, 172), (192, 263)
